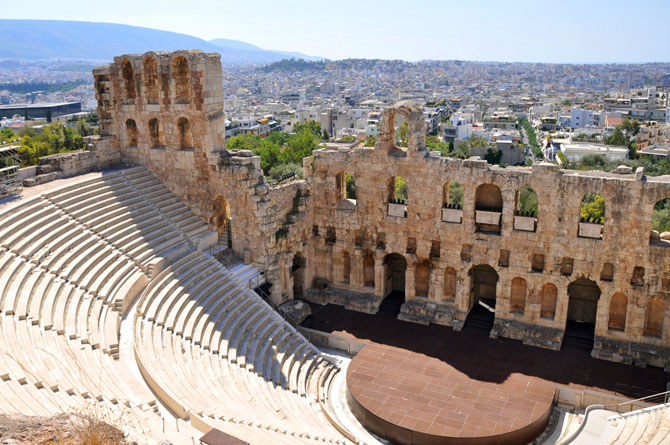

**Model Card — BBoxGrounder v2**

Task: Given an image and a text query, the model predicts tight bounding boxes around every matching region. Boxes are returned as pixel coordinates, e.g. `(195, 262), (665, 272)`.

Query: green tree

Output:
(484, 148), (502, 164)
(606, 126), (627, 146)
(0, 128), (14, 144)
(363, 135), (377, 147)
(448, 181), (463, 208)
(562, 99), (573, 106)
(345, 173), (356, 200)
(580, 193), (605, 223)
(395, 177), (408, 202)
(652, 199), (670, 233)
(518, 187), (538, 216)
(293, 120), (322, 137)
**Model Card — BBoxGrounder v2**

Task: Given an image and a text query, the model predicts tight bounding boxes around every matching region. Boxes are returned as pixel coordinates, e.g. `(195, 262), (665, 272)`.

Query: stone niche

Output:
(475, 210), (501, 225)
(514, 215), (536, 232)
(579, 222), (603, 239)
(442, 208), (463, 223)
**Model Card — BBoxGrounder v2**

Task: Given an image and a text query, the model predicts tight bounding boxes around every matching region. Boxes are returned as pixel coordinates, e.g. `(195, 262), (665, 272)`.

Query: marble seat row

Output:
(607, 403), (670, 444)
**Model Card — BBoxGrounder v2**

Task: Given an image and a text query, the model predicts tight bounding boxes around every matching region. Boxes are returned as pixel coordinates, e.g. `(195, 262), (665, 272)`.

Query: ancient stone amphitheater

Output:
(0, 50), (669, 444)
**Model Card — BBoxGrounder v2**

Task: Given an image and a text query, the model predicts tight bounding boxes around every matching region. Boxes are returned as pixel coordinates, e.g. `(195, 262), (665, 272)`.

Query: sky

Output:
(3, 0), (670, 63)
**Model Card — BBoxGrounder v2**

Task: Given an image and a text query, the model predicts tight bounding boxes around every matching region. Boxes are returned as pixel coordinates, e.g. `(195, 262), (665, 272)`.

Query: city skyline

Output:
(3, 0), (670, 64)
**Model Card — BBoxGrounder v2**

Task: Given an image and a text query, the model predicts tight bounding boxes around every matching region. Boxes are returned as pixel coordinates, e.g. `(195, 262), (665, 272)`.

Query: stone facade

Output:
(91, 51), (670, 369)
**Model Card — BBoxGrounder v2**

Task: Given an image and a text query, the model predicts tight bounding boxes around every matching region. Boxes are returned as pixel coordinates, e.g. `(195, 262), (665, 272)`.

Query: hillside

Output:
(0, 20), (319, 64)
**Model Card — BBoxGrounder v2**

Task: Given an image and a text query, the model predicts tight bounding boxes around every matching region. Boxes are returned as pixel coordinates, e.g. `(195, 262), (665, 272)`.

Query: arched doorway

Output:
(292, 253), (306, 298)
(380, 253), (407, 315)
(211, 195), (231, 247)
(564, 277), (601, 349)
(465, 264), (498, 330)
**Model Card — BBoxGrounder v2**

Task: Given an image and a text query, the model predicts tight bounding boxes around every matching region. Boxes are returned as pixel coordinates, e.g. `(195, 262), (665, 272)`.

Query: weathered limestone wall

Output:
(305, 102), (670, 369)
(92, 52), (670, 368)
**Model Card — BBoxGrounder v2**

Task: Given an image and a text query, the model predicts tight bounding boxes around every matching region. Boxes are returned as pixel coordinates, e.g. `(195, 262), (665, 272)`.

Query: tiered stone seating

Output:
(607, 403), (670, 444)
(134, 251), (347, 443)
(0, 166), (352, 444)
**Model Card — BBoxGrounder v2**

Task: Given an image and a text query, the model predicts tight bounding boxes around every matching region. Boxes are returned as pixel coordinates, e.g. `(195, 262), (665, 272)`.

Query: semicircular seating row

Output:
(0, 166), (348, 444)
(605, 404), (670, 444)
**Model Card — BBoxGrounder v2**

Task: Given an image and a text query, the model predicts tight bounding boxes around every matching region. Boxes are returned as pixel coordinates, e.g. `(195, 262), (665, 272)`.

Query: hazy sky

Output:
(4, 0), (670, 63)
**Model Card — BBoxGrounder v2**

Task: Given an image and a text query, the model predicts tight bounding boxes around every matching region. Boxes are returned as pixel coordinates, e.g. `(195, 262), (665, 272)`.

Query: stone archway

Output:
(564, 277), (601, 349)
(379, 253), (407, 316)
(211, 195), (231, 247)
(292, 253), (306, 298)
(465, 264), (498, 330)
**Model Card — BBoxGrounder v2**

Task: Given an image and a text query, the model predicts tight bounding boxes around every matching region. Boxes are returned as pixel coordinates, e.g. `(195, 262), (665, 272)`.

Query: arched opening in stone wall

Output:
(474, 184), (503, 234)
(600, 262), (614, 282)
(651, 198), (670, 244)
(177, 117), (193, 149)
(608, 292), (627, 332)
(121, 59), (136, 103)
(174, 56), (190, 104)
(442, 181), (463, 209)
(143, 56), (159, 104)
(335, 171), (357, 205)
(386, 176), (408, 218)
(510, 277), (527, 314)
(443, 267), (457, 300)
(210, 194), (231, 246)
(125, 119), (138, 147)
(342, 251), (351, 284)
(514, 186), (538, 232)
(148, 118), (162, 148)
(643, 295), (665, 337)
(363, 253), (375, 288)
(565, 277), (601, 349)
(292, 252), (306, 298)
(387, 176), (408, 204)
(415, 261), (431, 298)
(381, 253), (406, 315)
(578, 193), (605, 239)
(466, 264), (498, 330)
(540, 283), (557, 319)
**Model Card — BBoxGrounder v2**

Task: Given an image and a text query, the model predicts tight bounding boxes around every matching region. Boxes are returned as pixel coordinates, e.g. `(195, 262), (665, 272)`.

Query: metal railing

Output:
(602, 390), (670, 414)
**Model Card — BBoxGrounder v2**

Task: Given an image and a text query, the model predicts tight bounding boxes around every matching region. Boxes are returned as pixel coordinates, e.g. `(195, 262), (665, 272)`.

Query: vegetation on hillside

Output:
(563, 153), (670, 177)
(0, 80), (89, 93)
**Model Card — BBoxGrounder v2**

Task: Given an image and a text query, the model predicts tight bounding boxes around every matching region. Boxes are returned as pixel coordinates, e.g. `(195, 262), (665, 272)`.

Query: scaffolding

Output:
(0, 145), (21, 197)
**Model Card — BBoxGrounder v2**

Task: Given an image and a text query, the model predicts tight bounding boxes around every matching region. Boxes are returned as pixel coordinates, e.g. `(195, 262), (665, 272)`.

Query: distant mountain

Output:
(0, 20), (321, 65)
(208, 38), (323, 63)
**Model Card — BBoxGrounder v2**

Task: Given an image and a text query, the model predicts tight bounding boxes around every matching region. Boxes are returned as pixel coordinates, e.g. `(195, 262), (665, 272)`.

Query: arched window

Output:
(336, 171), (356, 205)
(174, 56), (190, 104)
(143, 56), (159, 104)
(643, 295), (665, 337)
(509, 277), (527, 314)
(177, 117), (193, 149)
(415, 261), (431, 297)
(149, 118), (161, 148)
(579, 193), (605, 239)
(651, 198), (670, 244)
(363, 254), (375, 288)
(475, 184), (503, 234)
(387, 176), (408, 218)
(443, 181), (463, 209)
(125, 119), (138, 147)
(342, 251), (351, 284)
(540, 283), (557, 319)
(443, 267), (457, 300)
(514, 186), (538, 232)
(608, 292), (627, 331)
(120, 59), (136, 102)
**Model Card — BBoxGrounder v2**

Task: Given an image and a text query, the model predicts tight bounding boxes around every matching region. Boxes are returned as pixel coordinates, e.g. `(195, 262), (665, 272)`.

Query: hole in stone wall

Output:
(443, 181), (463, 209)
(354, 229), (364, 247)
(461, 244), (472, 262)
(579, 193), (605, 239)
(125, 119), (138, 147)
(363, 253), (375, 288)
(143, 56), (159, 104)
(430, 240), (441, 259)
(631, 266), (645, 286)
(387, 176), (408, 204)
(560, 257), (574, 276)
(651, 198), (670, 238)
(531, 254), (544, 273)
(325, 227), (336, 244)
(600, 263), (614, 282)
(475, 184), (503, 234)
(376, 233), (386, 250)
(148, 118), (162, 148)
(342, 251), (351, 284)
(177, 117), (193, 149)
(312, 225), (319, 237)
(498, 249), (510, 267)
(121, 59), (136, 102)
(174, 56), (190, 104)
(406, 237), (416, 254)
